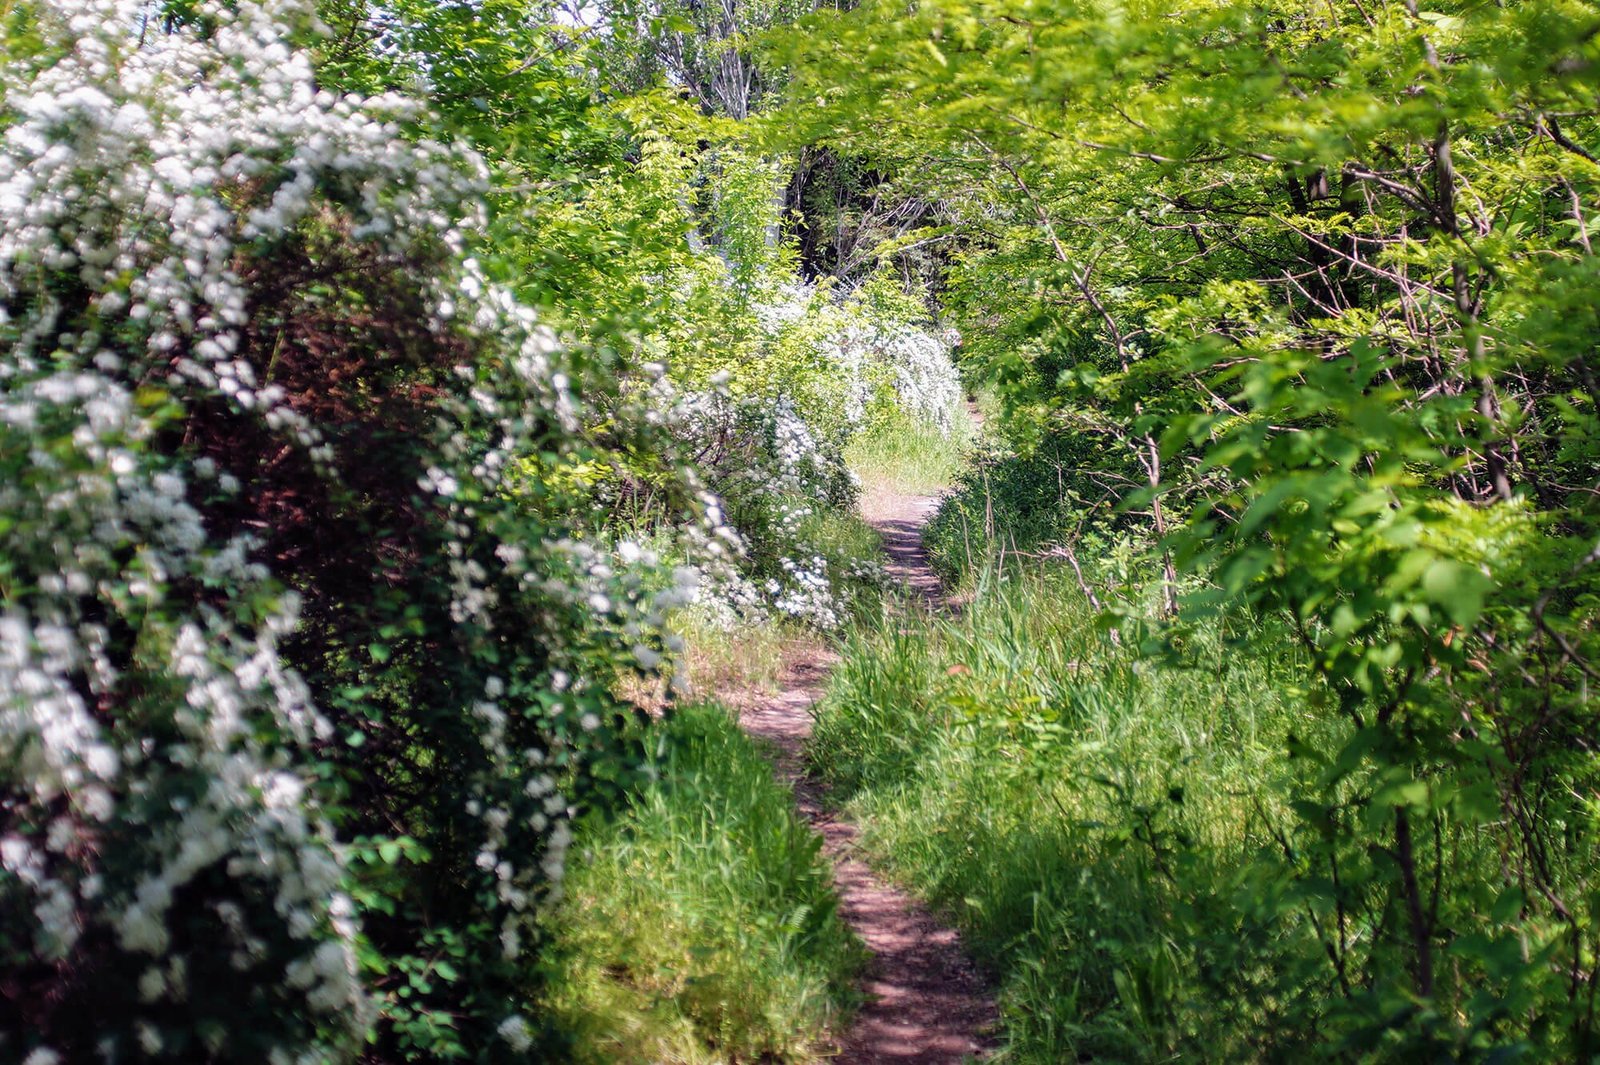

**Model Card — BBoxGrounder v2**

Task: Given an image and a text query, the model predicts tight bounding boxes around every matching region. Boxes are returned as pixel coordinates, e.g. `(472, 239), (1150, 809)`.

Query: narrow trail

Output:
(738, 488), (997, 1064)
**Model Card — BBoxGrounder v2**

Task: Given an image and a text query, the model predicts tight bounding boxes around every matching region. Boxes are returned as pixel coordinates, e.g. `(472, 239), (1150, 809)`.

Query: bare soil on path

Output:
(736, 488), (997, 1064)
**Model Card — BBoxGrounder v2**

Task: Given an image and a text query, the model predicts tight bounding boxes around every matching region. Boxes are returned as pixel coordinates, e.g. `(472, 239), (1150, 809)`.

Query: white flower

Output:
(496, 1014), (533, 1052)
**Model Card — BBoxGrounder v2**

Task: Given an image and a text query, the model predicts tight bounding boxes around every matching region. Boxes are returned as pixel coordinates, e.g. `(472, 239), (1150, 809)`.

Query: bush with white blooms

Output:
(660, 280), (961, 631)
(0, 0), (697, 1059)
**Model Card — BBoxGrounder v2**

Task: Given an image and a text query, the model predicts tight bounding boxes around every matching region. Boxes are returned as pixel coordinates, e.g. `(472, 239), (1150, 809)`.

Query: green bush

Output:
(0, 7), (701, 1060)
(923, 429), (1146, 585)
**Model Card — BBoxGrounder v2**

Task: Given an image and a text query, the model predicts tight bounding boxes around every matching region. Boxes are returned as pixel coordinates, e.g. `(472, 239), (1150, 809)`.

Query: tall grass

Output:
(544, 703), (861, 1063)
(809, 566), (1339, 1061)
(921, 429), (1146, 586)
(846, 408), (974, 499)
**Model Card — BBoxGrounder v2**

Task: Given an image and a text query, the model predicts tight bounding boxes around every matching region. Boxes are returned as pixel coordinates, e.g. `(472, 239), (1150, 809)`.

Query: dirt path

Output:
(738, 488), (997, 1064)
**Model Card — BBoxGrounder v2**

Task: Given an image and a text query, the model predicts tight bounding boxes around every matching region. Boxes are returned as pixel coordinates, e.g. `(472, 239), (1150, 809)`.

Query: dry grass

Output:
(616, 615), (830, 715)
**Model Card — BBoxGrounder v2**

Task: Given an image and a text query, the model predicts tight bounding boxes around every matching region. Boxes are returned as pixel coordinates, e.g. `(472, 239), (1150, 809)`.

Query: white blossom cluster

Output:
(0, 0), (687, 1058)
(871, 325), (964, 433)
(819, 322), (962, 434)
(687, 568), (771, 630)
(660, 387), (860, 627)
(751, 281), (817, 334)
(767, 396), (847, 496)
(767, 554), (843, 629)
(667, 388), (853, 507)
(0, 0), (414, 1052)
(647, 280), (964, 633)
(753, 285), (963, 434)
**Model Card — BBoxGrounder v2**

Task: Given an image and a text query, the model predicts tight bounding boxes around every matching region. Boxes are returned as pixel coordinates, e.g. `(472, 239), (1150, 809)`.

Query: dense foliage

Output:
(0, 0), (954, 1060)
(782, 0), (1600, 1057)
(0, 1), (717, 1058)
(13, 0), (1600, 1058)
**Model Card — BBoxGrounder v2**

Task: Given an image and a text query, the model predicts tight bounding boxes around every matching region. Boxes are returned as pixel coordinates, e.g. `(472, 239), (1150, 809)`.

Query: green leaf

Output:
(1421, 559), (1492, 626)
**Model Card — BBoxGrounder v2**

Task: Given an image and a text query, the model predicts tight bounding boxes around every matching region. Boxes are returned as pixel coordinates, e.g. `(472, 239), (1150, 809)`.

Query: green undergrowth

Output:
(543, 702), (861, 1063)
(808, 566), (1335, 1061)
(922, 428), (1146, 586)
(844, 407), (974, 498)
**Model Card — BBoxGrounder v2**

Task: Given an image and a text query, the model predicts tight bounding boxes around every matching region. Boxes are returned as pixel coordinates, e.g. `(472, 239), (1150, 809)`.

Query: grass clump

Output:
(809, 566), (1333, 1061)
(543, 702), (860, 1063)
(846, 407), (974, 499)
(922, 428), (1144, 586)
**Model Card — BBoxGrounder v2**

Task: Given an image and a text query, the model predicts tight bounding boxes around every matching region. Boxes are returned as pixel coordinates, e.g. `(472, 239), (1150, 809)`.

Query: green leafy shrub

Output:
(924, 430), (1145, 585)
(778, 2), (1600, 1049)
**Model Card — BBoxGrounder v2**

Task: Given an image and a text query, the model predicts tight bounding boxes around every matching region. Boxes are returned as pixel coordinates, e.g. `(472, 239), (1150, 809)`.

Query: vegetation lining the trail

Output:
(543, 702), (860, 1063)
(818, 433), (1600, 1059)
(0, 0), (950, 1059)
(812, 567), (1320, 1060)
(782, 0), (1600, 1057)
(12, 0), (1600, 1058)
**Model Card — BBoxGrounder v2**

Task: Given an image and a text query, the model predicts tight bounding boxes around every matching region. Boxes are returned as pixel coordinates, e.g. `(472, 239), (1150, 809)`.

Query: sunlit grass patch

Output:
(809, 565), (1324, 1061)
(678, 615), (827, 703)
(846, 407), (975, 500)
(544, 702), (861, 1063)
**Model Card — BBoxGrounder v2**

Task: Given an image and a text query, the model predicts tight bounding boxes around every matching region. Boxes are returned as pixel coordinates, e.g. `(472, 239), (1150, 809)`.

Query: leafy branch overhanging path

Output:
(739, 489), (995, 1063)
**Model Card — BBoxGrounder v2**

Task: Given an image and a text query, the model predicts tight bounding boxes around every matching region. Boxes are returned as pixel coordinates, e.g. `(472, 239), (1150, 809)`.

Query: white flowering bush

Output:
(752, 281), (963, 438)
(642, 271), (957, 630)
(661, 379), (865, 627)
(871, 325), (964, 433)
(0, 2), (697, 1059)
